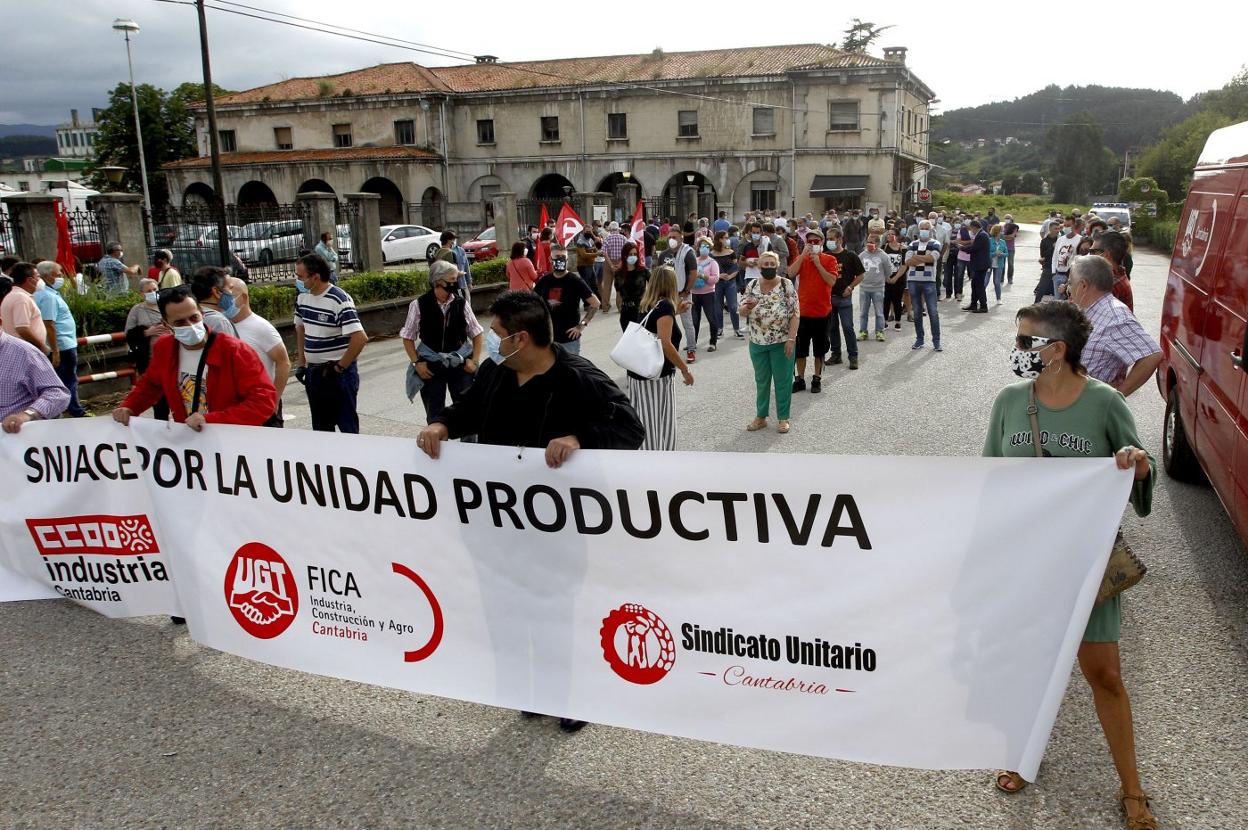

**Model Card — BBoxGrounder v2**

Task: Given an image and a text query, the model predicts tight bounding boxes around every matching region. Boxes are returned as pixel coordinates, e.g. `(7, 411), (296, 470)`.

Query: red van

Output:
(1157, 119), (1248, 546)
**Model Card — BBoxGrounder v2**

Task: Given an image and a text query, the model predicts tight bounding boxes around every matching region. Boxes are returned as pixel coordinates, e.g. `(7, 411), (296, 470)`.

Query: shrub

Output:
(64, 288), (139, 337)
(470, 256), (508, 285)
(1149, 221), (1179, 251)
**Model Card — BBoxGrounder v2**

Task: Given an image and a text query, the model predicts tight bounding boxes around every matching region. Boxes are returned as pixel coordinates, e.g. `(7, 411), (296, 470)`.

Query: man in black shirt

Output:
(1035, 221), (1060, 303)
(533, 244), (600, 356)
(824, 226), (864, 369)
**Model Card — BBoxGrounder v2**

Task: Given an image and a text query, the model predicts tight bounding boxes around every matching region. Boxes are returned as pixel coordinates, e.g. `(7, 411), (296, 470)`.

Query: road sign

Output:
(918, 188), (932, 203)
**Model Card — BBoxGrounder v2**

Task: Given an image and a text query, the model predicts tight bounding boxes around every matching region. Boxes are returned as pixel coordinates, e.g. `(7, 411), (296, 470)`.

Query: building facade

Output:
(165, 44), (935, 229)
(54, 110), (101, 160)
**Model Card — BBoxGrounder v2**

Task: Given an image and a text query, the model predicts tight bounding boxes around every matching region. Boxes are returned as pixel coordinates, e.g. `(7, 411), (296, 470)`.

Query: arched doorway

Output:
(361, 176), (404, 225)
(596, 172), (645, 222)
(420, 187), (444, 230)
(182, 182), (215, 208)
(531, 173), (576, 200)
(237, 180), (278, 209)
(297, 178), (335, 195)
(660, 171), (716, 225)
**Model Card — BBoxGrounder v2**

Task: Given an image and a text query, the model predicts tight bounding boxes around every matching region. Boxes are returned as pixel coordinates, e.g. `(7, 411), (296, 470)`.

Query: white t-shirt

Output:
(177, 346), (209, 414)
(232, 313), (283, 382)
(1051, 233), (1082, 274)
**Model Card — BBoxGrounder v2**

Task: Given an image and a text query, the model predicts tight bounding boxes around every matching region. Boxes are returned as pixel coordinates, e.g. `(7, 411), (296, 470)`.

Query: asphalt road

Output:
(3, 227), (1246, 829)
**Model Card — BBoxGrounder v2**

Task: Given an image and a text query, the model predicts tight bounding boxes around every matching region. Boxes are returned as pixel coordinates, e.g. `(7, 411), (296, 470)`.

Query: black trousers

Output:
(969, 268), (990, 310)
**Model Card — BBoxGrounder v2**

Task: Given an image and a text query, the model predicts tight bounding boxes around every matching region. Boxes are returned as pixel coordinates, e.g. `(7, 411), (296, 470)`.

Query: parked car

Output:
(1090, 202), (1131, 230)
(70, 231), (103, 266)
(462, 226), (498, 262)
(236, 220), (305, 265)
(1156, 118), (1248, 548)
(377, 224), (441, 264)
(334, 223), (353, 269)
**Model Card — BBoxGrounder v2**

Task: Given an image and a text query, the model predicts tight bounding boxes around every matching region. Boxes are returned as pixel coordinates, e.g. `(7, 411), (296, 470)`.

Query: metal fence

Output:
(65, 207), (109, 276)
(0, 209), (18, 259)
(515, 198), (569, 235)
(146, 203), (317, 283)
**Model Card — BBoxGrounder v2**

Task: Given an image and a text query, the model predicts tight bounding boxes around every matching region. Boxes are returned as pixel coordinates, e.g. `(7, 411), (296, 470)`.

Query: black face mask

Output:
(760, 267), (778, 278)
(553, 258), (568, 272)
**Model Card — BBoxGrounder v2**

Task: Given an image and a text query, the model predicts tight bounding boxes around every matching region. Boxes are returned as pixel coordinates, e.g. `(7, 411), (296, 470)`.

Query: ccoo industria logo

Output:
(27, 515), (158, 556)
(224, 542), (299, 639)
(600, 603), (676, 684)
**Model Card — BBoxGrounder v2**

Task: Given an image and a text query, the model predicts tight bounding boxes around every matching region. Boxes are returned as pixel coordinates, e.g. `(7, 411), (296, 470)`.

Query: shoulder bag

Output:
(610, 306), (664, 379)
(1028, 383), (1146, 605)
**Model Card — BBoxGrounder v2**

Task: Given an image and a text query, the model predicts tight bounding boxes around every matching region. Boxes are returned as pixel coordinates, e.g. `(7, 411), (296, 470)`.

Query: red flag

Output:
(55, 203), (76, 277)
(554, 203), (584, 247)
(539, 203), (551, 232)
(628, 200), (646, 253)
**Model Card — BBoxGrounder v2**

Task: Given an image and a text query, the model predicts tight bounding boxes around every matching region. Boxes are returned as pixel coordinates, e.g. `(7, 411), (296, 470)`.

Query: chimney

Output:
(71, 109), (79, 127)
(474, 55), (498, 64)
(883, 46), (907, 64)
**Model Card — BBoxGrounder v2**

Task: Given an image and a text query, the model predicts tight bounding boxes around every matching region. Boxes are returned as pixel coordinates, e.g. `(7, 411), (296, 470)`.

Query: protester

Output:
(189, 266), (239, 335)
(436, 230), (471, 292)
(1066, 255), (1162, 396)
(96, 242), (140, 296)
(112, 283), (276, 431)
(656, 225), (699, 363)
(224, 275), (290, 428)
(857, 234), (892, 342)
(962, 220), (991, 313)
(506, 241), (539, 292)
(1002, 214), (1020, 283)
(613, 241), (649, 331)
(401, 260), (484, 423)
(790, 226), (838, 394)
(1093, 231), (1135, 312)
(1052, 218), (1082, 298)
(690, 238), (721, 352)
(741, 251), (799, 433)
(33, 262), (84, 418)
(905, 220), (943, 351)
(984, 301), (1158, 830)
(124, 278), (170, 420)
(710, 231), (742, 338)
(948, 218), (971, 301)
(0, 262), (48, 355)
(573, 227), (599, 296)
(712, 211), (730, 234)
(534, 244), (599, 356)
(989, 225), (1009, 304)
(764, 222), (789, 276)
(294, 253), (368, 433)
(153, 249), (182, 289)
(929, 212), (950, 289)
(534, 227), (553, 277)
(0, 319), (69, 433)
(599, 221), (628, 312)
(823, 226), (863, 370)
(1036, 220), (1061, 303)
(0, 255), (18, 301)
(882, 231), (908, 329)
(626, 266), (693, 450)
(314, 231), (339, 283)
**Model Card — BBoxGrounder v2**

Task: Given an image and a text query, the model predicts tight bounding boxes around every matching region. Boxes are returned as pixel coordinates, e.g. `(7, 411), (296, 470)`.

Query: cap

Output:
(803, 226), (824, 240)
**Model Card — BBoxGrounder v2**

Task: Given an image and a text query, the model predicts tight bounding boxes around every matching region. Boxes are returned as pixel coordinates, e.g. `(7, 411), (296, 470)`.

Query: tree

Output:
(840, 19), (893, 53)
(1019, 171), (1044, 194)
(1000, 173), (1021, 195)
(1044, 113), (1117, 204)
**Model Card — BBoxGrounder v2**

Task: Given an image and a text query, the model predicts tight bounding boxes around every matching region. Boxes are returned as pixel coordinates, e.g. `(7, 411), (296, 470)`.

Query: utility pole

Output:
(112, 20), (155, 247)
(196, 0), (230, 268)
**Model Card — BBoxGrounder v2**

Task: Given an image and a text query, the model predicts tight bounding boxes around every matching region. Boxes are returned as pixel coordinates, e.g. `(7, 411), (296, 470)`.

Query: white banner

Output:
(0, 418), (1133, 779)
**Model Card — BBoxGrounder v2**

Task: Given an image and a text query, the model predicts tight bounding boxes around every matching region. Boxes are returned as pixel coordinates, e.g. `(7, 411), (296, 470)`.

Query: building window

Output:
(750, 184), (777, 212)
(678, 110), (699, 138)
(218, 130), (237, 152)
(752, 107), (775, 136)
(540, 116), (560, 142)
(333, 123), (353, 148)
(394, 119), (416, 145)
(607, 113), (628, 140)
(828, 101), (860, 131)
(274, 127), (293, 150)
(476, 119), (495, 145)
(18, 181), (30, 192)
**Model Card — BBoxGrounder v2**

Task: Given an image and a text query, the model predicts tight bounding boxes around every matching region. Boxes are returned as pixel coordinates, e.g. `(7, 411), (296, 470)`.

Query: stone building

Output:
(164, 43), (934, 229)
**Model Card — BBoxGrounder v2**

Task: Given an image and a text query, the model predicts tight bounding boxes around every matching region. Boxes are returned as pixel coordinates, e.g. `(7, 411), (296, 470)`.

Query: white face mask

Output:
(668, 238), (679, 249)
(52, 277), (65, 290)
(172, 321), (207, 346)
(144, 291), (159, 304)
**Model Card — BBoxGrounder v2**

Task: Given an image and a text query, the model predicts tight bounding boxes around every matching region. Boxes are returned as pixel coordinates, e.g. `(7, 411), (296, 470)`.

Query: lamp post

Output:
(98, 165), (128, 192)
(111, 18), (155, 248)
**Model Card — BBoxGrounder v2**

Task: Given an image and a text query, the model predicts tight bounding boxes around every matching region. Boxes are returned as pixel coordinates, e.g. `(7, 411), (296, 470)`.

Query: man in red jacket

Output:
(112, 284), (276, 430)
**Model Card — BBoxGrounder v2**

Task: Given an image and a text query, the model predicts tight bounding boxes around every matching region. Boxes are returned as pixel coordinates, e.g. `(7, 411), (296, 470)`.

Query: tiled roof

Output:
(214, 44), (900, 106)
(163, 146), (440, 169)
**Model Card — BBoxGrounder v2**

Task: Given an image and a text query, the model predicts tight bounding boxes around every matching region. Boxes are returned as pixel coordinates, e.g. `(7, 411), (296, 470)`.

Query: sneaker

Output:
(912, 341), (924, 350)
(962, 305), (974, 311)
(848, 356), (859, 370)
(894, 322), (901, 330)
(708, 343), (718, 352)
(933, 342), (943, 352)
(686, 350), (696, 363)
(735, 330), (745, 338)
(810, 376), (822, 394)
(875, 331), (885, 342)
(792, 376), (806, 393)
(828, 354), (843, 365)
(857, 331), (868, 341)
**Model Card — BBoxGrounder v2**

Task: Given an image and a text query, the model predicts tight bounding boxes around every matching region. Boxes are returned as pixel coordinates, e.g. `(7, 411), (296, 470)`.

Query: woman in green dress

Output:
(983, 301), (1158, 830)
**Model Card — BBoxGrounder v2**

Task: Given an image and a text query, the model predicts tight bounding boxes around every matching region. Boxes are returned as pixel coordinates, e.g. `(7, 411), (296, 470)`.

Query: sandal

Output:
(777, 420), (791, 434)
(746, 417), (768, 432)
(1120, 788), (1159, 830)
(994, 771), (1028, 794)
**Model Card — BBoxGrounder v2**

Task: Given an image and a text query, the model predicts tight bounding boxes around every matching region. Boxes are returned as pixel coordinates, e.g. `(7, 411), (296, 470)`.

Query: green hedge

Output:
(1148, 221), (1179, 252)
(470, 256), (507, 285)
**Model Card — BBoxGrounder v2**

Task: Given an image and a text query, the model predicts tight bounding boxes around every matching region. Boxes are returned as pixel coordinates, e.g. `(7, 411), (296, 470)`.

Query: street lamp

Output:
(98, 165), (128, 191)
(112, 18), (155, 247)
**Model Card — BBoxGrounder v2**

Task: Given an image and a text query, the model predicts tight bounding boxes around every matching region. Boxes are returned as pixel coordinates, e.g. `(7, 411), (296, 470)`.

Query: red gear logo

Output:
(600, 603), (675, 684)
(224, 542), (298, 639)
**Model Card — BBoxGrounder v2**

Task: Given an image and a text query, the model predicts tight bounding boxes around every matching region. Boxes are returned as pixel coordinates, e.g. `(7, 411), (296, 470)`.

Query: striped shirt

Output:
(602, 232), (628, 263)
(1082, 294), (1160, 386)
(0, 331), (69, 420)
(904, 240), (942, 282)
(294, 285), (363, 364)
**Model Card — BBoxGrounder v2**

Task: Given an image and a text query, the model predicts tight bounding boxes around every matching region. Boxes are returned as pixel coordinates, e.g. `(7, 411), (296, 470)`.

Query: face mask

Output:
(954, 222), (962, 229)
(117, 252), (124, 260)
(699, 246), (710, 256)
(626, 254), (638, 266)
(218, 291), (238, 317)
(668, 238), (679, 249)
(492, 331), (522, 364)
(52, 277), (65, 290)
(825, 241), (837, 251)
(173, 321), (207, 347)
(760, 267), (778, 278)
(530, 233), (539, 241)
(919, 230), (931, 239)
(553, 258), (568, 272)
(866, 243), (878, 252)
(144, 291), (159, 304)
(1065, 227), (1076, 237)
(295, 278), (311, 294)
(751, 233), (761, 242)
(1009, 346), (1051, 379)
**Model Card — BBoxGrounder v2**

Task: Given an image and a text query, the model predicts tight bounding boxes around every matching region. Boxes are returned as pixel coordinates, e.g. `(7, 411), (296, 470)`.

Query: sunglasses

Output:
(1016, 334), (1058, 351)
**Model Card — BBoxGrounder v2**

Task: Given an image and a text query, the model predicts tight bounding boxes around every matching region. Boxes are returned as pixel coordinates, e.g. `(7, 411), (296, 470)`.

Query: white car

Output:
(1090, 202), (1131, 231)
(380, 224), (442, 264)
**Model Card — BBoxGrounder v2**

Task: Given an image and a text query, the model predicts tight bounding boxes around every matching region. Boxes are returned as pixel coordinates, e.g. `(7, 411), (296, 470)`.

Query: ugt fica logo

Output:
(599, 603), (675, 685)
(224, 542), (298, 639)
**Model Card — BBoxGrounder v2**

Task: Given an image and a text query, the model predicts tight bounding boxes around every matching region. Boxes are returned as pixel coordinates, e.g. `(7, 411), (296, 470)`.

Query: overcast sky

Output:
(5, 0), (1246, 125)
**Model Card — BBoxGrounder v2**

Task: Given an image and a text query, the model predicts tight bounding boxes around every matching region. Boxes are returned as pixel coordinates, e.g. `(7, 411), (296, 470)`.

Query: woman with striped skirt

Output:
(627, 266), (694, 450)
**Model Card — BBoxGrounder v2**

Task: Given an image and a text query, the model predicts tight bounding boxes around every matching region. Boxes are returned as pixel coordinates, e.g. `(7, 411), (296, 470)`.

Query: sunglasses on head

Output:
(1016, 334), (1058, 351)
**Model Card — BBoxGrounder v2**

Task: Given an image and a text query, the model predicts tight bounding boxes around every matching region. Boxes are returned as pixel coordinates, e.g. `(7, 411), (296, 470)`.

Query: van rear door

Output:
(1211, 188), (1248, 542)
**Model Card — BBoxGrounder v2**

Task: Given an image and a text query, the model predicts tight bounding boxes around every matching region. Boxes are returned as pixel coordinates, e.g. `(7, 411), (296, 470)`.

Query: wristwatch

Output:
(23, 408), (40, 420)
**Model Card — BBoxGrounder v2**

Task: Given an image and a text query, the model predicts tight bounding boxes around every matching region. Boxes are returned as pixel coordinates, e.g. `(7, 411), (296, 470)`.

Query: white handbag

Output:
(610, 307), (665, 379)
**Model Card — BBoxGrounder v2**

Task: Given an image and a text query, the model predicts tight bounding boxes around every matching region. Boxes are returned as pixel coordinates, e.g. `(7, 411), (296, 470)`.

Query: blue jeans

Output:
(715, 274), (740, 334)
(54, 347), (85, 417)
(991, 264), (1005, 300)
(858, 289), (885, 333)
(690, 292), (718, 345)
(561, 338), (582, 355)
(305, 361), (360, 433)
(826, 295), (857, 358)
(1053, 272), (1069, 298)
(908, 281), (940, 345)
